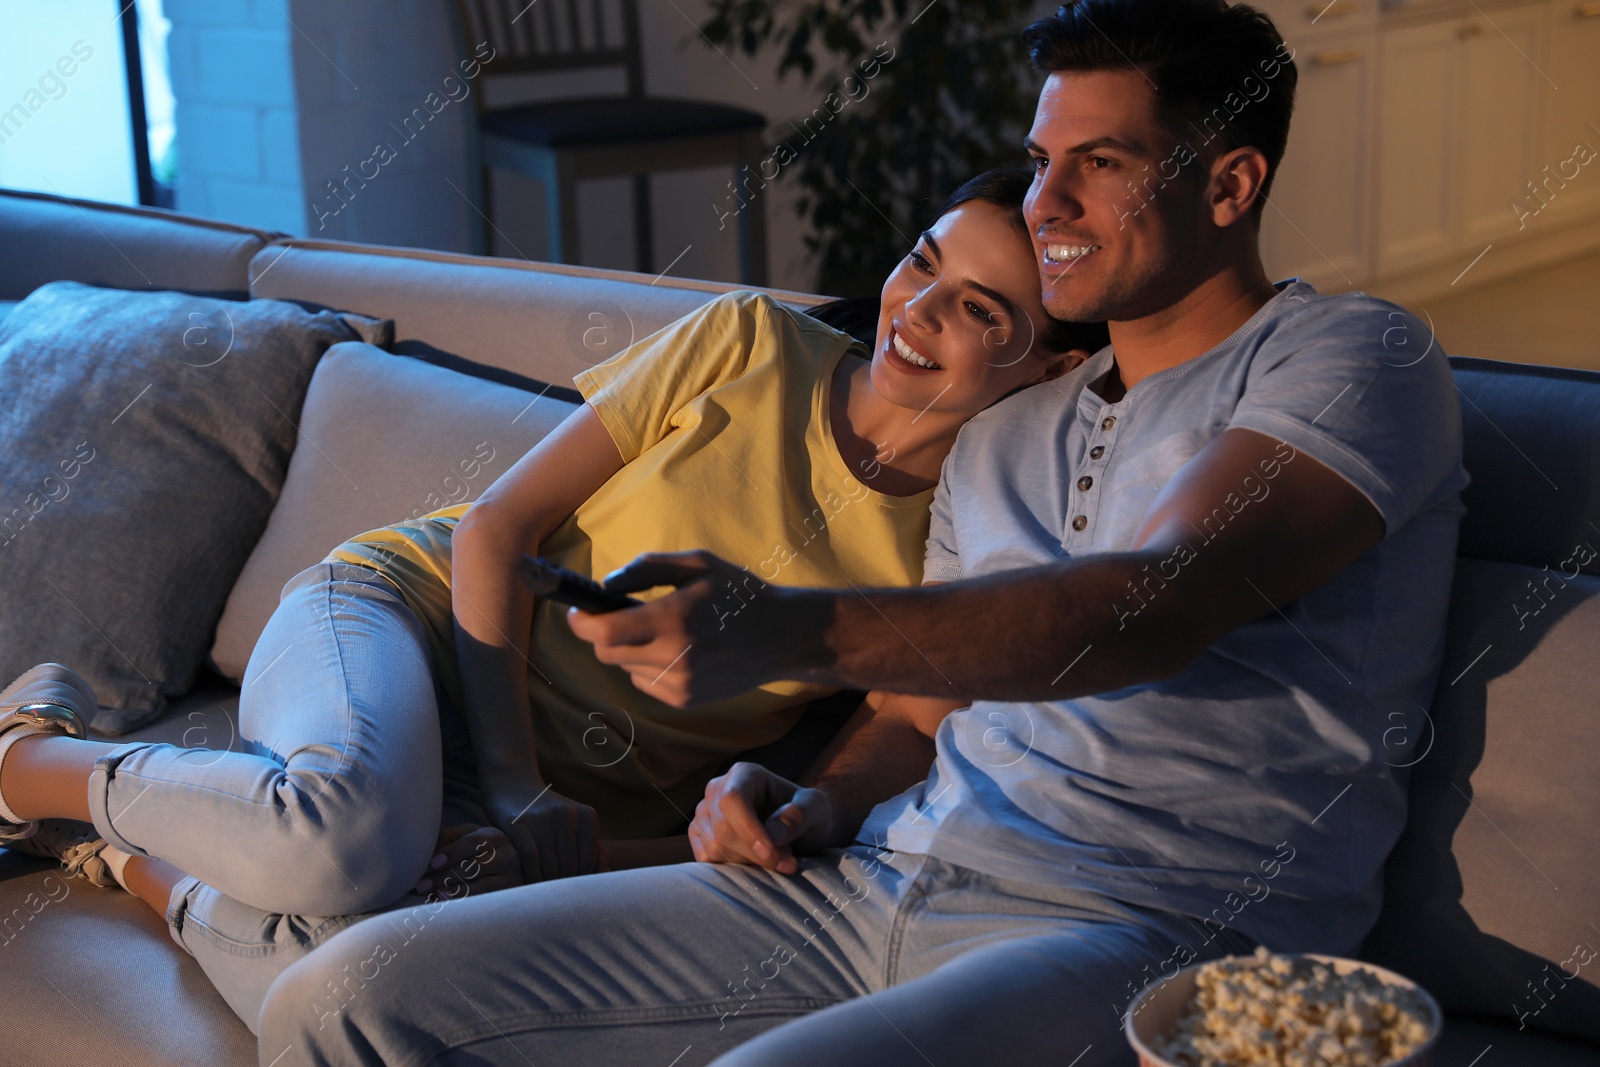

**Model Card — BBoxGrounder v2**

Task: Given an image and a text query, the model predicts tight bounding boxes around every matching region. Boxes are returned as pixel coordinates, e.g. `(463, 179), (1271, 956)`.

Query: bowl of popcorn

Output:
(1124, 947), (1441, 1067)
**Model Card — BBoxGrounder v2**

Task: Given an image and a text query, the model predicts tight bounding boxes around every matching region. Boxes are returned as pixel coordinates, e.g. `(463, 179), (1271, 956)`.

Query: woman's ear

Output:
(1035, 347), (1091, 383)
(1062, 347), (1092, 373)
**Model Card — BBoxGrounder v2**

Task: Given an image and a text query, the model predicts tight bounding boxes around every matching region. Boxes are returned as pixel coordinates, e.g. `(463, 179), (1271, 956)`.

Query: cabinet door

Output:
(1455, 3), (1546, 246)
(1374, 19), (1456, 276)
(1260, 31), (1376, 289)
(1536, 0), (1600, 225)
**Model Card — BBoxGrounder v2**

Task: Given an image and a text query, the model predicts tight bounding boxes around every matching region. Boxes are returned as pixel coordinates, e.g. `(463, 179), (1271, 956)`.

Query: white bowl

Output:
(1123, 953), (1442, 1067)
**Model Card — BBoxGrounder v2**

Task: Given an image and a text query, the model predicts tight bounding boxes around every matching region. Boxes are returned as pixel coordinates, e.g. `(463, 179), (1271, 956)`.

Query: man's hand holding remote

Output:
(565, 550), (834, 707)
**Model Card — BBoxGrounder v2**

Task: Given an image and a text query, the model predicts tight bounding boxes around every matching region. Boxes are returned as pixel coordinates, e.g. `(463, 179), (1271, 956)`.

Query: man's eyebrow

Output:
(1025, 134), (1148, 157)
(919, 230), (1017, 319)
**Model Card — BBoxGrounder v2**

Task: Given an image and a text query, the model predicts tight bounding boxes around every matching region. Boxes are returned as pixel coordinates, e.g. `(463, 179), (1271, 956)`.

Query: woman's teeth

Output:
(893, 331), (941, 369)
(1044, 243), (1098, 265)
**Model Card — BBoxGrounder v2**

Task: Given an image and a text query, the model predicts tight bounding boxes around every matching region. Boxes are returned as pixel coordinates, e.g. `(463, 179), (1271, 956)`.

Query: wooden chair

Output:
(452, 0), (768, 284)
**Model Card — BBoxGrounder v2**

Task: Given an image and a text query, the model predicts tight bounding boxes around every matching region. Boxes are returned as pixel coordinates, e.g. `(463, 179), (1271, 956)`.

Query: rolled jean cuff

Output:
(87, 745), (154, 858)
(165, 873), (203, 953)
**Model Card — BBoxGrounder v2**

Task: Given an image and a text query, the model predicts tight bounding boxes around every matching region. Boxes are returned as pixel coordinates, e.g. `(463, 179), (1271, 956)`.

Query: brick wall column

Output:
(165, 0), (303, 233)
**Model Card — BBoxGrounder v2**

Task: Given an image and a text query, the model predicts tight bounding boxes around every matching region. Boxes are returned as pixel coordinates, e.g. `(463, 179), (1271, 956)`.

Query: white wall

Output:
(286, 0), (476, 251)
(165, 0), (303, 232)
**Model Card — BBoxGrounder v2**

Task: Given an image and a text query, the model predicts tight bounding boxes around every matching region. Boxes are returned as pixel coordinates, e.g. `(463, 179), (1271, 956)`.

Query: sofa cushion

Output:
(0, 283), (389, 733)
(1362, 557), (1600, 1043)
(209, 342), (577, 681)
(1451, 357), (1600, 576)
(0, 188), (276, 301)
(1432, 1014), (1600, 1066)
(246, 239), (828, 389)
(1, 669), (255, 1066)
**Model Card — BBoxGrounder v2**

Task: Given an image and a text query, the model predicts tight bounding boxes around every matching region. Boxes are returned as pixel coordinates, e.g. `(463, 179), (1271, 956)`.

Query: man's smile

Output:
(1039, 236), (1101, 284)
(1042, 241), (1099, 266)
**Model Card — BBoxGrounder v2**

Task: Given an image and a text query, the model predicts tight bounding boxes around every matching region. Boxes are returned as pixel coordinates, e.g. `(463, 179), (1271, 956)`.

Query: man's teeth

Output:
(892, 331), (941, 369)
(1045, 243), (1098, 264)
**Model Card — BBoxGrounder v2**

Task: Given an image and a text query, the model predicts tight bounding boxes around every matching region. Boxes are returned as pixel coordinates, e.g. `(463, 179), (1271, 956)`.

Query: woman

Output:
(0, 169), (1106, 1027)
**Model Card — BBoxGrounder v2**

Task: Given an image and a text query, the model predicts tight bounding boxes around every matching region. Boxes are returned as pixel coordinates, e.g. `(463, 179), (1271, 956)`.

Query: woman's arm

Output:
(450, 403), (625, 881)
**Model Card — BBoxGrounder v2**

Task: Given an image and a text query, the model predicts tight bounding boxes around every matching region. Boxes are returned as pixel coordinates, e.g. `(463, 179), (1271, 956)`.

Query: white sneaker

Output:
(4, 819), (117, 888)
(0, 663), (95, 843)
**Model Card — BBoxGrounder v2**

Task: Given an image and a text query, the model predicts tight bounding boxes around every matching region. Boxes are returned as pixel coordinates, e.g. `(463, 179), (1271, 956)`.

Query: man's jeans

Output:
(257, 842), (1256, 1067)
(86, 562), (484, 1031)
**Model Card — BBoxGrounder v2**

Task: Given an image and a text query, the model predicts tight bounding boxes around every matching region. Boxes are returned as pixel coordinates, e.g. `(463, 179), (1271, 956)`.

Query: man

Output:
(259, 1), (1465, 1063)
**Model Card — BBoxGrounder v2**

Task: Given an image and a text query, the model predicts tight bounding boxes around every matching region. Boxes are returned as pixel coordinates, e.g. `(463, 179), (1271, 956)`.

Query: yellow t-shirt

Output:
(326, 291), (934, 837)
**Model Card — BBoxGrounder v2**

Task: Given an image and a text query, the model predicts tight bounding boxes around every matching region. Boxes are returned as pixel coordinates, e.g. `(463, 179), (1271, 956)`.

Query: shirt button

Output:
(1071, 515), (1088, 531)
(1089, 445), (1104, 459)
(1077, 476), (1093, 491)
(1101, 415), (1116, 431)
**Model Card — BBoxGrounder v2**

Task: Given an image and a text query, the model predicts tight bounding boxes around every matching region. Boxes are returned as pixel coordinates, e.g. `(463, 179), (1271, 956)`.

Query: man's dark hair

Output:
(1023, 0), (1297, 222)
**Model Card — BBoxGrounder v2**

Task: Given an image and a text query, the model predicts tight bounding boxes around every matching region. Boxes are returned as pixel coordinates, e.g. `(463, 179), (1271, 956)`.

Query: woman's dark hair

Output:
(808, 166), (1110, 356)
(1023, 0), (1296, 222)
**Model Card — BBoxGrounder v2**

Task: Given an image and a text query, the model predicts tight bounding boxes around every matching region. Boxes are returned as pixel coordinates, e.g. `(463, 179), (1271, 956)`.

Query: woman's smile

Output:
(884, 323), (943, 373)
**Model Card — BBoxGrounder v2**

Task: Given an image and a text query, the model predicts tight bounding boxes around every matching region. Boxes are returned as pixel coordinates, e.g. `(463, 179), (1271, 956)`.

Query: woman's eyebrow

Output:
(966, 281), (1015, 319)
(920, 230), (1014, 318)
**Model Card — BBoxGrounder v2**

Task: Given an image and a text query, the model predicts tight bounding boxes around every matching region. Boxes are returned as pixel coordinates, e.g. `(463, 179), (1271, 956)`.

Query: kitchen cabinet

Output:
(1260, 27), (1378, 288)
(1259, 0), (1597, 295)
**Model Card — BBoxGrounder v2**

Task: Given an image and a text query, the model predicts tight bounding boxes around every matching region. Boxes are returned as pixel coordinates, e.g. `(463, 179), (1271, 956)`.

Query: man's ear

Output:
(1210, 145), (1269, 228)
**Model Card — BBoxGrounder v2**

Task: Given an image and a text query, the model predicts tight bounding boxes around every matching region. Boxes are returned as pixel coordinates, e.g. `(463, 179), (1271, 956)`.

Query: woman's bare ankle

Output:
(122, 853), (188, 914)
(0, 733), (104, 822)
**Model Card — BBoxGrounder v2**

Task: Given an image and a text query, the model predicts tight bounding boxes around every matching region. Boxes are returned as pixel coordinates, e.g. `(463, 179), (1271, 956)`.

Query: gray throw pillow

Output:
(0, 281), (390, 733)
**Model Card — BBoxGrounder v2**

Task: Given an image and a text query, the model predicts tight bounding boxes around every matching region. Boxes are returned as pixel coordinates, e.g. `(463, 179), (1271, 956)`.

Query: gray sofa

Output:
(0, 188), (1596, 1066)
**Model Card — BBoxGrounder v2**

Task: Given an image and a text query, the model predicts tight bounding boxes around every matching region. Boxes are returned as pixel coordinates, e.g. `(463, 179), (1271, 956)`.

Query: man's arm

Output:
(569, 427), (1384, 705)
(688, 691), (960, 873)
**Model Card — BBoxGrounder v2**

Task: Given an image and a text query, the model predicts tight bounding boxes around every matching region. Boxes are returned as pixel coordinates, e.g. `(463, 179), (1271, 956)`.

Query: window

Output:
(0, 0), (174, 207)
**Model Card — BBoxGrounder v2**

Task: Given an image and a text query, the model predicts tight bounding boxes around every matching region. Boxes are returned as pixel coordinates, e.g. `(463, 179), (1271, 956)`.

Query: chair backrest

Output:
(454, 0), (644, 95)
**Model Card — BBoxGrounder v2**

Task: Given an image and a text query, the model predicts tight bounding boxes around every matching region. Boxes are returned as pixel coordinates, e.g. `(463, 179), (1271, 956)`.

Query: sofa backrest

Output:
(1362, 355), (1600, 1044)
(246, 238), (828, 390)
(1451, 356), (1600, 576)
(0, 188), (277, 302)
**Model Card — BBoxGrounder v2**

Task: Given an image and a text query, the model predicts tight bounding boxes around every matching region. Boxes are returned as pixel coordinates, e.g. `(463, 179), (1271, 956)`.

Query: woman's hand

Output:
(689, 762), (836, 875)
(484, 784), (602, 883)
(399, 824), (522, 905)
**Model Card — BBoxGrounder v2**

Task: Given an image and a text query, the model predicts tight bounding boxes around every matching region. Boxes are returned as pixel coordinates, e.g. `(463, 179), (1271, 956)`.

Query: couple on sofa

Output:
(0, 1), (1468, 1063)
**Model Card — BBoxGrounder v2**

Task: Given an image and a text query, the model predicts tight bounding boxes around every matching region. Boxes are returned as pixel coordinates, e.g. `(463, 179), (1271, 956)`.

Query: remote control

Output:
(519, 556), (643, 614)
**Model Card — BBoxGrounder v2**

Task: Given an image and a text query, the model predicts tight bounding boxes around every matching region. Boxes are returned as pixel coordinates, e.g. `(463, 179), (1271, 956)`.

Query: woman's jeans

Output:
(86, 562), (486, 1032)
